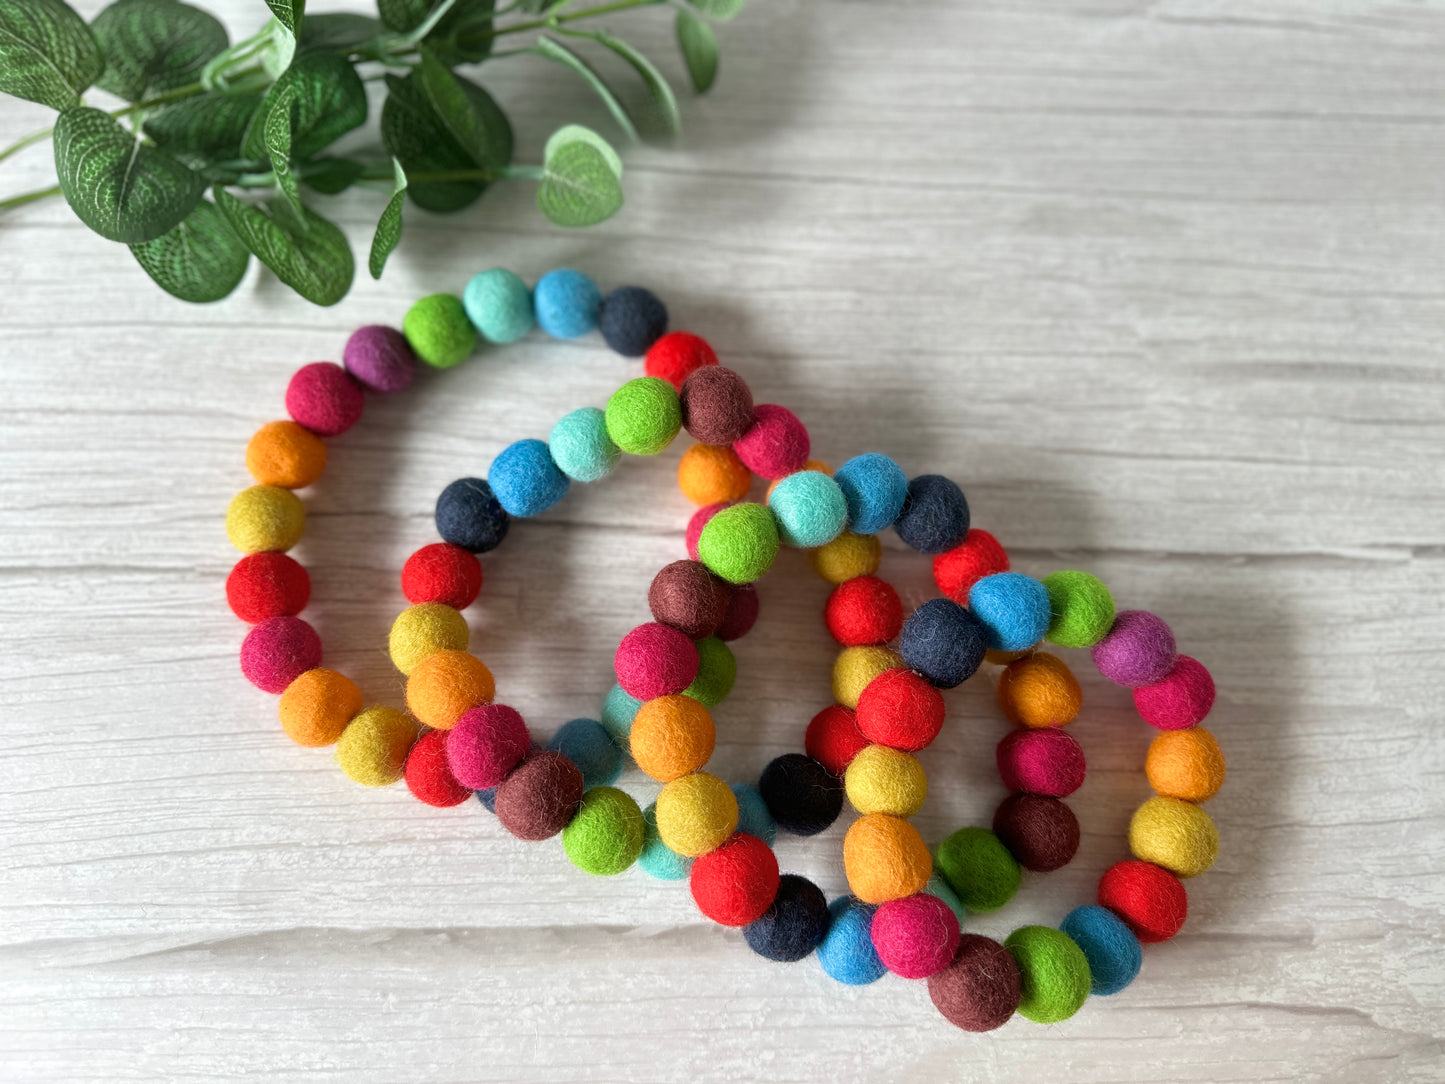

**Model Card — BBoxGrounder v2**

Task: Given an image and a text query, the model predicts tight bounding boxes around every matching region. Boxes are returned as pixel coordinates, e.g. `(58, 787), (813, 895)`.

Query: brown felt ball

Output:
(494, 750), (585, 841)
(648, 560), (730, 640)
(680, 365), (755, 445)
(992, 792), (1081, 872)
(928, 934), (1022, 1032)
(716, 583), (759, 641)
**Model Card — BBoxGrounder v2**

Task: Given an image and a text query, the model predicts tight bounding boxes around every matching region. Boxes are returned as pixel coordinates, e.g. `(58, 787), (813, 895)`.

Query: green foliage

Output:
(91, 0), (228, 102)
(142, 90), (261, 158)
(240, 52), (366, 160)
(216, 188), (353, 306)
(532, 36), (637, 143)
(537, 125), (623, 228)
(129, 197), (248, 301)
(675, 11), (717, 94)
(381, 67), (510, 213)
(369, 158), (407, 279)
(0, 0), (104, 109)
(262, 0), (303, 36)
(296, 13), (379, 53)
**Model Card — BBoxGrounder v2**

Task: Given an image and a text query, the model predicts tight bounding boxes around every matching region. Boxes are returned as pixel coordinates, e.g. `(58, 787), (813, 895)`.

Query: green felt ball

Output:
(403, 293), (477, 369)
(935, 826), (1021, 912)
(697, 503), (780, 585)
(605, 376), (682, 455)
(562, 786), (645, 876)
(463, 268), (534, 344)
(684, 636), (737, 707)
(1004, 925), (1092, 1023)
(1042, 570), (1116, 648)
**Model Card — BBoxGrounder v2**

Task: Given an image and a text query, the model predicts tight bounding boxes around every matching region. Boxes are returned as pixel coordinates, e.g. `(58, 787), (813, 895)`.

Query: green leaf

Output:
(215, 188), (353, 305)
(142, 90), (262, 158)
(426, 0), (495, 66)
(0, 0), (104, 109)
(262, 82), (301, 215)
(579, 31), (679, 139)
(416, 49), (493, 167)
(90, 0), (227, 103)
(259, 17), (293, 78)
(692, 0), (746, 20)
(53, 106), (201, 243)
(531, 36), (637, 143)
(517, 0), (565, 11)
(129, 196), (247, 302)
(545, 123), (621, 179)
(369, 158), (406, 279)
(376, 0), (428, 33)
(301, 156), (364, 194)
(297, 12), (379, 52)
(537, 126), (623, 228)
(674, 10), (716, 94)
(262, 0), (303, 36)
(241, 51), (367, 160)
(380, 68), (511, 213)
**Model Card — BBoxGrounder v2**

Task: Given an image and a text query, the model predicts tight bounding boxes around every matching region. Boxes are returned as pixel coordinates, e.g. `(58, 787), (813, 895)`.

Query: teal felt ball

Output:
(600, 683), (642, 746)
(638, 801), (692, 880)
(463, 268), (534, 343)
(550, 407), (621, 483)
(731, 782), (776, 846)
(534, 268), (601, 339)
(767, 470), (848, 548)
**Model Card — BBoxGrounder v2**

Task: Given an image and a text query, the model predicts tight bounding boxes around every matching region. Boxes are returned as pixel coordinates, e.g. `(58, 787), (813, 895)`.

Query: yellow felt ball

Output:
(654, 771), (739, 857)
(278, 667), (362, 747)
(1129, 795), (1219, 878)
(629, 694), (715, 782)
(336, 706), (419, 786)
(844, 743), (928, 817)
(227, 484), (305, 553)
(832, 646), (904, 709)
(245, 420), (328, 489)
(843, 812), (933, 904)
(677, 443), (753, 506)
(389, 603), (469, 675)
(1146, 727), (1226, 802)
(808, 530), (882, 585)
(765, 459), (831, 500)
(405, 649), (494, 730)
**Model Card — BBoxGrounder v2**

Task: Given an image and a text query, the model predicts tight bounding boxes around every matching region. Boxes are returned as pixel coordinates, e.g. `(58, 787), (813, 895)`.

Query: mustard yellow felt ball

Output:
(677, 443), (752, 506)
(336, 706), (419, 786)
(808, 531), (882, 585)
(1146, 727), (1226, 802)
(844, 743), (928, 817)
(405, 649), (494, 730)
(278, 667), (361, 747)
(245, 420), (328, 489)
(227, 485), (305, 554)
(843, 812), (932, 904)
(389, 603), (469, 675)
(1129, 795), (1219, 878)
(654, 771), (739, 857)
(832, 646), (904, 709)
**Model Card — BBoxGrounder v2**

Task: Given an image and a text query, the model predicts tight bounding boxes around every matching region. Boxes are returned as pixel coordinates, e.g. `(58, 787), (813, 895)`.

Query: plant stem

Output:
(0, 185), (61, 212)
(490, 0), (664, 37)
(0, 127), (52, 165)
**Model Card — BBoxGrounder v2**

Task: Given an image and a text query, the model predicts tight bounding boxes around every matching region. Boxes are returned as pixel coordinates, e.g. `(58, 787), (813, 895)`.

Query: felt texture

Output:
(343, 324), (417, 393)
(246, 420), (327, 489)
(1043, 570), (1116, 648)
(562, 786), (644, 875)
(241, 616), (321, 693)
(871, 893), (962, 979)
(855, 667), (946, 752)
(683, 636), (736, 707)
(767, 470), (848, 548)
(335, 706), (417, 786)
(677, 443), (752, 506)
(993, 792), (1081, 872)
(936, 827), (1022, 912)
(697, 502), (779, 584)
(599, 285), (668, 356)
(277, 667), (360, 747)
(844, 813), (933, 904)
(1146, 727), (1226, 801)
(808, 530), (883, 585)
(1060, 905), (1142, 996)
(759, 753), (844, 836)
(285, 362), (364, 437)
(818, 897), (887, 985)
(764, 459), (831, 502)
(1091, 610), (1177, 688)
(845, 743), (928, 817)
(638, 802), (692, 880)
(488, 438), (570, 518)
(928, 934), (1021, 1032)
(730, 782), (776, 846)
(227, 484), (305, 554)
(832, 452), (908, 535)
(462, 268), (534, 343)
(986, 648), (1034, 666)
(679, 365), (755, 445)
(494, 750), (585, 841)
(899, 597), (987, 689)
(743, 874), (829, 963)
(685, 502), (729, 561)
(547, 717), (623, 787)
(831, 646), (904, 710)
(549, 407), (620, 483)
(614, 622), (700, 700)
(732, 403), (810, 480)
(600, 683), (643, 747)
(533, 268), (601, 338)
(645, 330), (717, 390)
(226, 552), (310, 624)
(1134, 655), (1217, 730)
(1129, 795), (1219, 878)
(401, 543), (482, 609)
(629, 695), (716, 782)
(404, 729), (473, 807)
(403, 294), (476, 369)
(926, 873), (969, 927)
(996, 727), (1086, 797)
(716, 582), (759, 641)
(932, 528), (1009, 603)
(804, 704), (869, 776)
(656, 771), (740, 857)
(689, 832), (779, 926)
(475, 787), (498, 813)
(969, 572), (1052, 652)
(605, 376), (682, 456)
(388, 603), (469, 675)
(1005, 926), (1092, 1024)
(823, 573), (902, 648)
(1098, 859), (1188, 943)
(997, 651), (1083, 728)
(894, 474), (969, 554)
(445, 703), (531, 790)
(435, 477), (510, 553)
(405, 649), (495, 729)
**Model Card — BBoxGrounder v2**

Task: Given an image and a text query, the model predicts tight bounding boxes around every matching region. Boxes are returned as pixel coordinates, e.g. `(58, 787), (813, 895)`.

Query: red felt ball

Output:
(240, 615), (321, 693)
(715, 582), (759, 641)
(824, 575), (904, 647)
(1098, 859), (1188, 943)
(689, 832), (780, 926)
(932, 528), (1009, 603)
(285, 362), (364, 437)
(928, 934), (1022, 1032)
(686, 501), (730, 561)
(401, 542), (482, 609)
(992, 793), (1080, 872)
(649, 559), (730, 639)
(854, 668), (945, 752)
(226, 552), (310, 624)
(732, 403), (809, 480)
(493, 750), (585, 840)
(804, 704), (869, 776)
(645, 331), (718, 391)
(405, 729), (473, 807)
(445, 703), (531, 789)
(614, 622), (700, 699)
(996, 727), (1086, 797)
(1134, 655), (1216, 730)
(680, 366), (755, 445)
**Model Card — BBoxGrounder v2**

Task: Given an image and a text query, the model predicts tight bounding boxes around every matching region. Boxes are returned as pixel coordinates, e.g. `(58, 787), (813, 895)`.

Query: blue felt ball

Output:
(899, 597), (987, 689)
(598, 286), (668, 357)
(546, 717), (622, 788)
(767, 470), (848, 548)
(550, 406), (621, 483)
(534, 269), (602, 339)
(1061, 904), (1142, 996)
(817, 896), (886, 985)
(488, 438), (570, 518)
(638, 802), (692, 880)
(926, 872), (968, 927)
(476, 786), (497, 813)
(894, 474), (970, 554)
(435, 477), (510, 553)
(743, 874), (829, 963)
(833, 453), (908, 535)
(731, 782), (777, 847)
(600, 683), (642, 746)
(462, 268), (534, 343)
(969, 571), (1052, 652)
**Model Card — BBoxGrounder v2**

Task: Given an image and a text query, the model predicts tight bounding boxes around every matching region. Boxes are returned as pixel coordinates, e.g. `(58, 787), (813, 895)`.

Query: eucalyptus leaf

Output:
(302, 157), (365, 194)
(692, 0), (746, 20)
(262, 0), (303, 35)
(380, 68), (511, 213)
(0, 0), (104, 110)
(142, 90), (262, 158)
(426, 0), (495, 65)
(531, 36), (638, 143)
(376, 0), (428, 33)
(129, 197), (248, 302)
(215, 188), (353, 305)
(90, 0), (227, 103)
(537, 129), (623, 228)
(369, 158), (407, 279)
(297, 12), (379, 53)
(53, 106), (202, 243)
(416, 49), (493, 168)
(241, 51), (366, 160)
(262, 82), (302, 216)
(544, 123), (621, 179)
(259, 16), (293, 78)
(674, 10), (716, 94)
(579, 31), (679, 138)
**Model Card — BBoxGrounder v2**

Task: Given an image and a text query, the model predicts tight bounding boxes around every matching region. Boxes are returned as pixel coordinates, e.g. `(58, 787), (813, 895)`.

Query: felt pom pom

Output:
(818, 897), (887, 985)
(684, 636), (736, 707)
(969, 572), (1052, 652)
(402, 543), (482, 609)
(488, 438), (570, 518)
(928, 934), (1021, 1032)
(462, 268), (534, 343)
(759, 754), (843, 836)
(1043, 570), (1116, 648)
(855, 667), (946, 752)
(404, 729), (472, 807)
(899, 597), (987, 689)
(605, 376), (682, 456)
(285, 362), (364, 437)
(894, 475), (969, 554)
(656, 771), (740, 857)
(1060, 905), (1142, 996)
(935, 826), (1021, 912)
(1091, 610), (1177, 688)
(843, 813), (933, 904)
(241, 616), (321, 693)
(690, 832), (779, 926)
(630, 695), (716, 782)
(646, 331), (717, 390)
(405, 649), (495, 729)
(716, 582), (759, 640)
(246, 420), (327, 489)
(494, 750), (585, 840)
(549, 407), (620, 483)
(767, 471), (848, 548)
(743, 874), (829, 962)
(389, 603), (469, 675)
(638, 802), (692, 880)
(697, 502), (779, 585)
(1098, 859), (1188, 943)
(993, 792), (1081, 872)
(336, 706), (417, 786)
(227, 552), (310, 624)
(1129, 795), (1219, 878)
(997, 652), (1082, 728)
(600, 683), (642, 746)
(832, 453), (908, 535)
(805, 705), (869, 776)
(343, 325), (417, 393)
(845, 743), (928, 817)
(996, 728), (1086, 797)
(731, 782), (776, 846)
(533, 268), (601, 338)
(933, 529), (1009, 603)
(615, 622), (701, 700)
(475, 787), (498, 813)
(680, 366), (754, 445)
(832, 646), (904, 710)
(1004, 925), (1092, 1024)
(686, 502), (729, 561)
(547, 717), (623, 787)
(278, 667), (361, 747)
(435, 477), (510, 553)
(562, 786), (644, 875)
(1134, 655), (1216, 730)
(403, 294), (476, 368)
(445, 703), (531, 790)
(926, 873), (969, 926)
(599, 285), (668, 356)
(227, 485), (304, 554)
(1146, 727), (1226, 801)
(871, 893), (962, 979)
(808, 531), (882, 585)
(677, 443), (752, 506)
(732, 404), (810, 480)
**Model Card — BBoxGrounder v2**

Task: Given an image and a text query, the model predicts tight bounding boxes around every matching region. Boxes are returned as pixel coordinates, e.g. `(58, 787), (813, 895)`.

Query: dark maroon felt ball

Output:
(648, 560), (730, 640)
(493, 750), (584, 841)
(680, 366), (755, 445)
(928, 934), (1022, 1032)
(716, 582), (759, 641)
(992, 792), (1081, 872)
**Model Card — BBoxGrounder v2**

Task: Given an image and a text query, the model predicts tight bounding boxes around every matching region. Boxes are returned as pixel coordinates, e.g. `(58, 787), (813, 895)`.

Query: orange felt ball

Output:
(996, 652), (1082, 728)
(278, 668), (362, 747)
(843, 812), (933, 904)
(630, 694), (716, 781)
(1146, 727), (1226, 801)
(246, 420), (328, 489)
(405, 649), (495, 729)
(677, 443), (752, 506)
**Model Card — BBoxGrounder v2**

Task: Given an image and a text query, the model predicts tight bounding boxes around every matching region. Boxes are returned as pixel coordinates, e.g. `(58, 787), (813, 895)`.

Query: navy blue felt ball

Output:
(435, 477), (510, 553)
(759, 754), (843, 837)
(894, 474), (970, 554)
(743, 874), (829, 962)
(598, 286), (668, 357)
(900, 597), (987, 688)
(475, 786), (497, 813)
(488, 438), (570, 518)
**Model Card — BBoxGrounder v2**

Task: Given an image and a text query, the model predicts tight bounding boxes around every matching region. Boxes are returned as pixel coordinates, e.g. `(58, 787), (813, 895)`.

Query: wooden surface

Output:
(3, 0), (1444, 1080)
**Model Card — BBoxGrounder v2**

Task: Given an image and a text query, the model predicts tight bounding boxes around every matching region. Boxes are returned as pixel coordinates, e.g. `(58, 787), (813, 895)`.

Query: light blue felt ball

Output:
(833, 452), (908, 535)
(534, 268), (601, 339)
(488, 438), (570, 518)
(817, 896), (886, 986)
(767, 470), (848, 548)
(969, 571), (1052, 651)
(462, 268), (534, 343)
(549, 407), (621, 483)
(600, 683), (642, 746)
(546, 717), (622, 788)
(926, 872), (969, 927)
(638, 802), (692, 880)
(731, 782), (776, 846)
(1060, 905), (1142, 996)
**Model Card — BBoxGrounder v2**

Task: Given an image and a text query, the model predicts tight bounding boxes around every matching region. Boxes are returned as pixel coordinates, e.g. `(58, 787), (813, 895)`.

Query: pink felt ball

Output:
(614, 622), (700, 700)
(732, 404), (809, 480)
(285, 362), (365, 437)
(871, 893), (962, 979)
(686, 501), (731, 561)
(996, 727), (1086, 797)
(1091, 610), (1177, 688)
(445, 703), (531, 789)
(240, 615), (322, 693)
(1134, 655), (1216, 730)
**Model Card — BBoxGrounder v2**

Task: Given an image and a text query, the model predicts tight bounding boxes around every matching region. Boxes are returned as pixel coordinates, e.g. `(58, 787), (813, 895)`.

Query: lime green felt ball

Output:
(1004, 925), (1092, 1023)
(697, 503), (780, 585)
(935, 826), (1021, 912)
(403, 293), (477, 369)
(604, 376), (682, 455)
(562, 786), (645, 875)
(1043, 570), (1116, 648)
(684, 636), (737, 707)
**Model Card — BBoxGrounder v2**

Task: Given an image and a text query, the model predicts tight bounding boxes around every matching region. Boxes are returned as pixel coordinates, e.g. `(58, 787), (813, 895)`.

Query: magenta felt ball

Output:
(240, 616), (321, 693)
(342, 325), (418, 394)
(686, 502), (730, 561)
(732, 404), (809, 480)
(445, 703), (531, 789)
(996, 728), (1086, 798)
(615, 622), (700, 700)
(285, 362), (364, 437)
(1092, 610), (1177, 688)
(1134, 655), (1216, 730)
(871, 893), (962, 979)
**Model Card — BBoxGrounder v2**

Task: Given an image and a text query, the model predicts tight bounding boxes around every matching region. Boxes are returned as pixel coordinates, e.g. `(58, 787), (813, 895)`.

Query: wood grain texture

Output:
(2, 0), (1444, 1080)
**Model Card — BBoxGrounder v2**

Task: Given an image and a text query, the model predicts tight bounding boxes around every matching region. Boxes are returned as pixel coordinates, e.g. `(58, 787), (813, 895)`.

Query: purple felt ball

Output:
(343, 325), (419, 394)
(1091, 610), (1177, 688)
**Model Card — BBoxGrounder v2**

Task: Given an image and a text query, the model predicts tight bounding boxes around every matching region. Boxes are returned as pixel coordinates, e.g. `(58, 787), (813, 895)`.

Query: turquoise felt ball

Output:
(767, 470), (848, 548)
(638, 801), (692, 880)
(463, 268), (534, 343)
(600, 683), (642, 746)
(969, 572), (1052, 652)
(488, 438), (569, 517)
(550, 407), (621, 483)
(534, 268), (601, 339)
